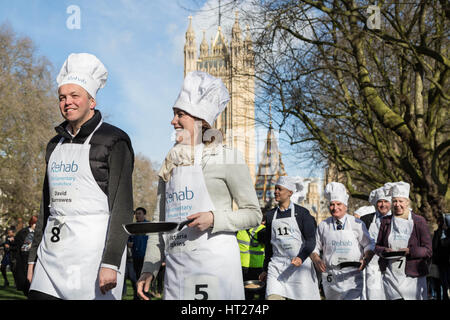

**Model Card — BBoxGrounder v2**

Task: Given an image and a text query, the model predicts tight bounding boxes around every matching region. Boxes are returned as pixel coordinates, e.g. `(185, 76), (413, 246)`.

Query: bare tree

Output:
(0, 24), (61, 229)
(132, 154), (159, 220)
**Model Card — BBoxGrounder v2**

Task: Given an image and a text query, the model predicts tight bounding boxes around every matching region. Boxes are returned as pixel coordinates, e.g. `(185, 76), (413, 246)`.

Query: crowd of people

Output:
(0, 52), (447, 301)
(0, 216), (38, 296)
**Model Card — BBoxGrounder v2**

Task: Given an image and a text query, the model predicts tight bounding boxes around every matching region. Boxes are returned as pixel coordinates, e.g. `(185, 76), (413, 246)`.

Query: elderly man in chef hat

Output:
(27, 53), (134, 300)
(359, 183), (394, 299)
(311, 182), (374, 300)
(259, 176), (320, 300)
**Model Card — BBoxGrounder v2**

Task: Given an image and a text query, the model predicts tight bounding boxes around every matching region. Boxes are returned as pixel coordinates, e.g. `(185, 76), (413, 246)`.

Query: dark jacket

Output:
(263, 203), (317, 272)
(375, 213), (432, 277)
(432, 227), (450, 266)
(29, 110), (134, 268)
(360, 212), (376, 231)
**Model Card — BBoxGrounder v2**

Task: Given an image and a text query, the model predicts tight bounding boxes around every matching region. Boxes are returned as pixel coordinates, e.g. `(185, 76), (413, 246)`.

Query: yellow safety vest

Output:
(237, 224), (265, 268)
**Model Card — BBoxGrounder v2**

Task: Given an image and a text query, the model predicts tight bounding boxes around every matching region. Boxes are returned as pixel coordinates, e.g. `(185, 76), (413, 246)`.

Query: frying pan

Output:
(382, 251), (406, 259)
(123, 219), (194, 235)
(243, 280), (265, 292)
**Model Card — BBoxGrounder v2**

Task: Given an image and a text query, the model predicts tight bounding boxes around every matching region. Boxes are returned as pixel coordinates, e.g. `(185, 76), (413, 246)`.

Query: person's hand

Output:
(137, 272), (154, 300)
(291, 257), (303, 267)
(359, 251), (374, 271)
(258, 271), (267, 282)
(27, 264), (35, 284)
(311, 254), (326, 272)
(187, 211), (214, 232)
(98, 267), (117, 294)
(400, 247), (410, 255)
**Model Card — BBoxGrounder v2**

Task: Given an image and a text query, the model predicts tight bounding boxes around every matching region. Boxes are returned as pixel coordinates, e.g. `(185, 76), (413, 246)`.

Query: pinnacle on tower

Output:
(200, 30), (209, 58)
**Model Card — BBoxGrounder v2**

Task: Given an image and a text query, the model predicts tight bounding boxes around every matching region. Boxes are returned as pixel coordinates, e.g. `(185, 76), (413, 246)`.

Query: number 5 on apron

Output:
(30, 120), (126, 300)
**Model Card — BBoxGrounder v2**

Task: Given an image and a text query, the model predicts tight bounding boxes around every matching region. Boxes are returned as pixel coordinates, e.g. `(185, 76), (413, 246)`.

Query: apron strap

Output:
(84, 119), (103, 145)
(193, 143), (204, 166)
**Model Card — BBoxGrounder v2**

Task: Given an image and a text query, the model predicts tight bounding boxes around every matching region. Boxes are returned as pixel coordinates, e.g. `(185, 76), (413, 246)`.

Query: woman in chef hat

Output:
(375, 181), (432, 300)
(136, 71), (262, 300)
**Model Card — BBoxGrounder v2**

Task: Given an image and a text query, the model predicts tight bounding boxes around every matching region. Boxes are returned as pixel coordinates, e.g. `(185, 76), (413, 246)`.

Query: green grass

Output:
(0, 272), (26, 300)
(0, 271), (146, 300)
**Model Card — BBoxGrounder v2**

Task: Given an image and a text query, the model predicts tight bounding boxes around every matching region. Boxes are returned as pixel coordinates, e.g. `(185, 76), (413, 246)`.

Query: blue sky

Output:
(0, 0), (323, 181)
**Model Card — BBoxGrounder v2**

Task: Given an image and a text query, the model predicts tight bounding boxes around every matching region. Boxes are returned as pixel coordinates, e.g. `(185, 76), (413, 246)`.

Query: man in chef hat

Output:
(311, 182), (374, 300)
(260, 176), (321, 300)
(359, 183), (393, 300)
(27, 53), (134, 300)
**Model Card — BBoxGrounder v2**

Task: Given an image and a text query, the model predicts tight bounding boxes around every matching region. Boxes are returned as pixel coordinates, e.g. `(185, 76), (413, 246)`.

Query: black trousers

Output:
(28, 290), (61, 300)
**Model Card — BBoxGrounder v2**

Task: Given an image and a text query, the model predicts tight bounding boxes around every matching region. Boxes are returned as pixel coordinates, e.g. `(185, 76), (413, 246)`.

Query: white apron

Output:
(30, 120), (126, 300)
(365, 212), (387, 300)
(266, 204), (320, 300)
(383, 213), (427, 300)
(322, 216), (364, 300)
(163, 144), (244, 300)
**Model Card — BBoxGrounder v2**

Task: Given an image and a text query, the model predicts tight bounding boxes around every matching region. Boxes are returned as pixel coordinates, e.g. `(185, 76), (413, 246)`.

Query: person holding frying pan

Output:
(375, 181), (432, 300)
(136, 71), (262, 300)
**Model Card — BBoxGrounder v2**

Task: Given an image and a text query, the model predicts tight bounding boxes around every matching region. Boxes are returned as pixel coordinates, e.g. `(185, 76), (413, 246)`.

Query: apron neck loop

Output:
(56, 118), (103, 146)
(84, 119), (103, 145)
(275, 202), (294, 219)
(333, 215), (348, 231)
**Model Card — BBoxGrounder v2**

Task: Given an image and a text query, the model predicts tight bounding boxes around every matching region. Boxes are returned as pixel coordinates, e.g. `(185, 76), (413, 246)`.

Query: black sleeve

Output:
(101, 140), (135, 268)
(263, 212), (274, 272)
(296, 208), (317, 262)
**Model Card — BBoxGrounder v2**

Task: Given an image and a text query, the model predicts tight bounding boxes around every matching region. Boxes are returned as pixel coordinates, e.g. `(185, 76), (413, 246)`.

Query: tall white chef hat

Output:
(390, 181), (410, 199)
(368, 183), (393, 206)
(56, 53), (108, 99)
(276, 176), (296, 193)
(290, 177), (305, 203)
(324, 182), (349, 206)
(172, 71), (230, 127)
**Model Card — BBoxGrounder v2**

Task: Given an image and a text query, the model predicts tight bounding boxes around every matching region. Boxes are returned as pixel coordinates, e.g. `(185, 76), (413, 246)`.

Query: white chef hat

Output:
(390, 181), (410, 199)
(56, 53), (108, 99)
(324, 182), (349, 206)
(276, 176), (297, 192)
(172, 71), (230, 127)
(368, 183), (393, 206)
(355, 205), (376, 217)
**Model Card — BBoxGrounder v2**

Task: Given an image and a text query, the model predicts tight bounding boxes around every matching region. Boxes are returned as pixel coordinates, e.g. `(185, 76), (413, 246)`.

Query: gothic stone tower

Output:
(183, 13), (256, 182)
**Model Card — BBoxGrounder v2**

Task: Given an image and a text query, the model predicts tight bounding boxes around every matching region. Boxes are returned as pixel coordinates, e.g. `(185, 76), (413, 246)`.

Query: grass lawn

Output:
(0, 271), (145, 300)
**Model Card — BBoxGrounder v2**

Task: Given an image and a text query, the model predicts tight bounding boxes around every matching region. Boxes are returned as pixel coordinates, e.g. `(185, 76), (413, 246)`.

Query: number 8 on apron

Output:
(30, 120), (126, 300)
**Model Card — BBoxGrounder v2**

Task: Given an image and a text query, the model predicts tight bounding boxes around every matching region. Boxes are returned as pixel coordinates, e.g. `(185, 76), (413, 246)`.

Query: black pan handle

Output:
(177, 218), (195, 231)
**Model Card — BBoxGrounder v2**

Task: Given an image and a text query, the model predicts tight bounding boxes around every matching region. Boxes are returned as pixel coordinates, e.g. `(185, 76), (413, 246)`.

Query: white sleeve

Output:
(355, 217), (375, 253)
